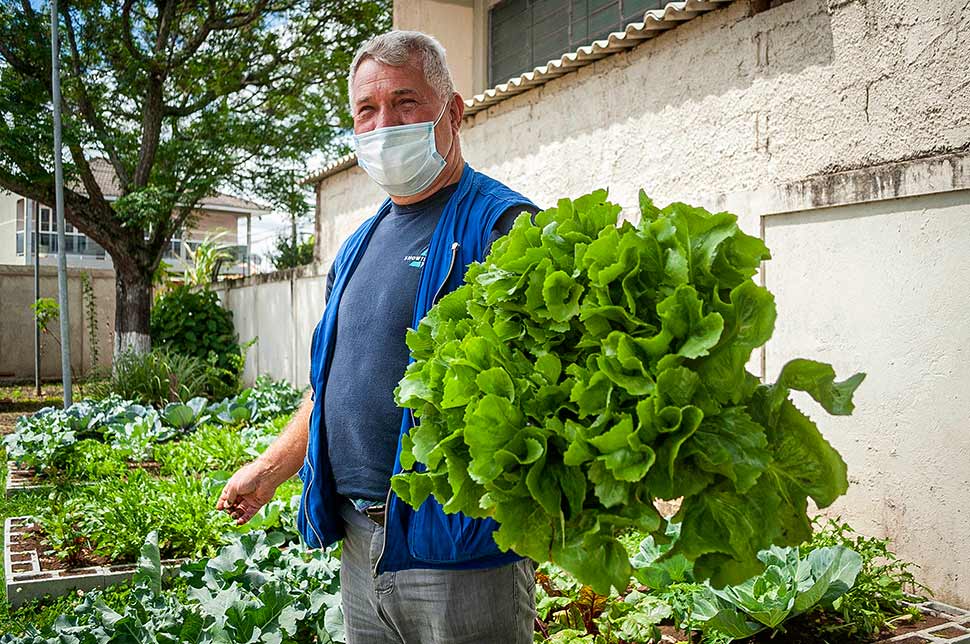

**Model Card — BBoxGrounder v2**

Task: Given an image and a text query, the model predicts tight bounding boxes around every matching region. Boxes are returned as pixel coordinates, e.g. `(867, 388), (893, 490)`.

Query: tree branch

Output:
(120, 0), (154, 70)
(63, 6), (131, 190)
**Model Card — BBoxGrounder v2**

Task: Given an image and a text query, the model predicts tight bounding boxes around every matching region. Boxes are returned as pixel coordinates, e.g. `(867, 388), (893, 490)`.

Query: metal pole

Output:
(50, 0), (72, 407)
(33, 200), (41, 397)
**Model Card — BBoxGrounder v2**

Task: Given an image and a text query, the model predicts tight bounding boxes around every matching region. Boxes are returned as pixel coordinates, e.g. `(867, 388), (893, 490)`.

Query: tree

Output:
(0, 0), (389, 355)
(270, 231), (314, 270)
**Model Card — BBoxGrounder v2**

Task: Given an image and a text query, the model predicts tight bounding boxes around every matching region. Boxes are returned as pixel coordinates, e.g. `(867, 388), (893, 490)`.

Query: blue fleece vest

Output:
(299, 164), (537, 573)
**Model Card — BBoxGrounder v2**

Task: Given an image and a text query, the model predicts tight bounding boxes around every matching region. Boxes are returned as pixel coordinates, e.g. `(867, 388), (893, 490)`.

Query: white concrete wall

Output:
(308, 0), (970, 604)
(213, 265), (327, 387)
(764, 189), (970, 605)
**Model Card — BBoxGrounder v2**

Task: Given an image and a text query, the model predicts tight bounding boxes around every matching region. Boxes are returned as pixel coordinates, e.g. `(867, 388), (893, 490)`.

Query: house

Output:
(287, 0), (970, 607)
(0, 158), (269, 275)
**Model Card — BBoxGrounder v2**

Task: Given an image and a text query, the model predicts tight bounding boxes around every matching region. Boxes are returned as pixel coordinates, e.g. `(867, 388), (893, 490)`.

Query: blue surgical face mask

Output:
(353, 100), (452, 197)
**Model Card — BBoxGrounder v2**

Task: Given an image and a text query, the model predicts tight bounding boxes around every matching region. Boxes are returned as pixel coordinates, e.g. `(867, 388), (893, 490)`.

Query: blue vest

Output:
(299, 164), (537, 573)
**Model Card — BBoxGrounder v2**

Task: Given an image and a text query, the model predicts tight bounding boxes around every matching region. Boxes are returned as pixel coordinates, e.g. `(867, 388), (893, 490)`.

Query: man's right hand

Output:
(215, 391), (313, 525)
(217, 461), (280, 525)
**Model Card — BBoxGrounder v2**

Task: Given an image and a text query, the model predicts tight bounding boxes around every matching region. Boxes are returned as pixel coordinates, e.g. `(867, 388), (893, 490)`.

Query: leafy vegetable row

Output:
(4, 376), (304, 474)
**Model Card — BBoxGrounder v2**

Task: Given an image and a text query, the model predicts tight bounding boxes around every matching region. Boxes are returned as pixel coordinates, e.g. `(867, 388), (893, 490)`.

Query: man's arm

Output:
(216, 391), (313, 524)
(218, 264), (336, 524)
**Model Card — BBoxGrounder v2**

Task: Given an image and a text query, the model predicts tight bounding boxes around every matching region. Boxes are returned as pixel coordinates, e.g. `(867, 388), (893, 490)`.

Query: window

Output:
(489, 0), (664, 85)
(15, 199), (24, 255)
(29, 205), (106, 259)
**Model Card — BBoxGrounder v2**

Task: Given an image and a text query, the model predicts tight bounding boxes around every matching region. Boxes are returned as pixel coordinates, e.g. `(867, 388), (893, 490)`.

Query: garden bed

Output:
(874, 602), (970, 643)
(3, 516), (185, 609)
(4, 459), (162, 495)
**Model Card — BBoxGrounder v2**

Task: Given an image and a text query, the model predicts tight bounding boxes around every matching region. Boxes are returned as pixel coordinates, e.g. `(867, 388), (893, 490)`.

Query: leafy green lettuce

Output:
(393, 190), (864, 593)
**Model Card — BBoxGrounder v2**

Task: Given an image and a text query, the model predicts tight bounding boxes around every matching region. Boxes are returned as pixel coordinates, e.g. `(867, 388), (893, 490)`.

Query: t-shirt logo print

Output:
(405, 244), (429, 269)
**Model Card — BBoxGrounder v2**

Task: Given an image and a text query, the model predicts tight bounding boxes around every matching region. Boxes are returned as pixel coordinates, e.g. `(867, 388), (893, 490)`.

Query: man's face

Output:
(351, 56), (453, 150)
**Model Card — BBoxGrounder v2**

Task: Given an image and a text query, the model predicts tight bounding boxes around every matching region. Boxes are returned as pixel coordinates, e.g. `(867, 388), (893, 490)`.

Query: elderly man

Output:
(217, 31), (540, 643)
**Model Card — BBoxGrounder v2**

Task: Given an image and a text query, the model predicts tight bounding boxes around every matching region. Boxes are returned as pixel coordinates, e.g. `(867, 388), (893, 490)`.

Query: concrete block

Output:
(3, 516), (187, 609)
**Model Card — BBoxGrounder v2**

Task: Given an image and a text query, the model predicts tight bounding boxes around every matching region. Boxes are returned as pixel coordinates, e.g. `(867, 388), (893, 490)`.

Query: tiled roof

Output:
(303, 0), (733, 186)
(78, 158), (270, 213)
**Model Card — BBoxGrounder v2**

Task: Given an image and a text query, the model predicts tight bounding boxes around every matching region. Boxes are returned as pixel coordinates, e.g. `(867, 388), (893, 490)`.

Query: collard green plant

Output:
(0, 532), (345, 644)
(697, 545), (863, 640)
(248, 375), (306, 423)
(393, 190), (865, 593)
(800, 518), (928, 639)
(6, 378), (299, 475)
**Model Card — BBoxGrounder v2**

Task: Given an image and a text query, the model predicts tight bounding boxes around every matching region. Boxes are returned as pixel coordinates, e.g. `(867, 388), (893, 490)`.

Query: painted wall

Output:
(211, 265), (327, 388)
(763, 188), (970, 605)
(0, 265), (114, 380)
(393, 0), (476, 99)
(304, 0), (970, 604)
(0, 191), (19, 266)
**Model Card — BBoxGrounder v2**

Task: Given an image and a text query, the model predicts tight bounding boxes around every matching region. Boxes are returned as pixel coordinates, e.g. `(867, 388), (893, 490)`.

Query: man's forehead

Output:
(353, 57), (434, 102)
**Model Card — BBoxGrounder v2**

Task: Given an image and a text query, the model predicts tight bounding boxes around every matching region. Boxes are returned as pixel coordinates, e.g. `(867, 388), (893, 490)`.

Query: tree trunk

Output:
(113, 262), (153, 357)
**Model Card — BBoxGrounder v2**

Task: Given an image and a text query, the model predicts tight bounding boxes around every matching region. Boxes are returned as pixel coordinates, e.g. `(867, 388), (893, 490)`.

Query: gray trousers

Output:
(339, 501), (536, 644)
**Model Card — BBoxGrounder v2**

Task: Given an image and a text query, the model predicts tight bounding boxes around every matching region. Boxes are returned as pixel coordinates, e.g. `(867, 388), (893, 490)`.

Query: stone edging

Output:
(3, 516), (185, 609)
(5, 463), (53, 496)
(875, 601), (970, 643)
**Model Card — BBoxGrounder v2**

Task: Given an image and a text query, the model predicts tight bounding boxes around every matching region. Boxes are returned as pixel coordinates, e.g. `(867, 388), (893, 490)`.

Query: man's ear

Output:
(450, 92), (465, 132)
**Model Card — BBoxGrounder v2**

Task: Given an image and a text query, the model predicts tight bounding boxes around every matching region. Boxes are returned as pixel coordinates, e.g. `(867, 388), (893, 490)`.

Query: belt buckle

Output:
(363, 504), (386, 527)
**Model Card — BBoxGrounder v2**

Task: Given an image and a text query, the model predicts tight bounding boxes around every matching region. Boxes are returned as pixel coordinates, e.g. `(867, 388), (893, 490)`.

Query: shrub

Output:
(150, 285), (244, 394)
(88, 349), (213, 406)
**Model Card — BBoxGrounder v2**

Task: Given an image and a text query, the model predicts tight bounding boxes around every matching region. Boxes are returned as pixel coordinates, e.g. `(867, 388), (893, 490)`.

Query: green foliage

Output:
(61, 439), (130, 481)
(30, 298), (59, 333)
(0, 0), (392, 356)
(0, 532), (344, 644)
(154, 423), (251, 476)
(184, 234), (235, 286)
(801, 518), (929, 639)
(393, 190), (865, 594)
(89, 349), (214, 406)
(79, 271), (100, 368)
(270, 232), (316, 270)
(40, 469), (234, 562)
(151, 286), (244, 394)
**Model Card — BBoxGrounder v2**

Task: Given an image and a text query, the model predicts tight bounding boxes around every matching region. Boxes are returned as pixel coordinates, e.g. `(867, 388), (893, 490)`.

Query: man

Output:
(217, 30), (540, 643)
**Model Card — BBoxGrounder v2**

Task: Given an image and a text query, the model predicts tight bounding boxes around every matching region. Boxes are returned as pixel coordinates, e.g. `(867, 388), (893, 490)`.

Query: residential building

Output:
(0, 158), (269, 274)
(286, 0), (970, 607)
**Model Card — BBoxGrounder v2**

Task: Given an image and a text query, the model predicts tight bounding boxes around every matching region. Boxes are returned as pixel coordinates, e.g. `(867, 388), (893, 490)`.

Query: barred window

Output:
(489, 0), (663, 86)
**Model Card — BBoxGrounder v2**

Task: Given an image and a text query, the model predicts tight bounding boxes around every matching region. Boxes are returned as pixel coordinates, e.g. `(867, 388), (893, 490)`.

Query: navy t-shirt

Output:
(324, 184), (538, 501)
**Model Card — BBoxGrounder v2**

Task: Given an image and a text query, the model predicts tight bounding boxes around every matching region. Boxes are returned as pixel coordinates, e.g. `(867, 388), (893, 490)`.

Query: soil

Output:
(18, 523), (114, 571)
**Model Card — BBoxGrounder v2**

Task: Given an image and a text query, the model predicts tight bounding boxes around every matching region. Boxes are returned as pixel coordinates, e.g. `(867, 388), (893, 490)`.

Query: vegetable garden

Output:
(0, 191), (964, 643)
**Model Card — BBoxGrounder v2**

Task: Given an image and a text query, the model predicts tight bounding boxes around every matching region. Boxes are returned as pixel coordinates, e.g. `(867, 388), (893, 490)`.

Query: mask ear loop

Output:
(432, 96), (457, 161)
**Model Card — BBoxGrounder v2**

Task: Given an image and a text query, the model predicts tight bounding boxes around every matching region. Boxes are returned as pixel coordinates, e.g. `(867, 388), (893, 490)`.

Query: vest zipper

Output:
(432, 242), (461, 304)
(373, 241), (461, 578)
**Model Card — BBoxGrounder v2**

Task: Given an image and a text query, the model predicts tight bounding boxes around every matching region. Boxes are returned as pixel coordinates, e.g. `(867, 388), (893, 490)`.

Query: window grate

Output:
(489, 0), (666, 86)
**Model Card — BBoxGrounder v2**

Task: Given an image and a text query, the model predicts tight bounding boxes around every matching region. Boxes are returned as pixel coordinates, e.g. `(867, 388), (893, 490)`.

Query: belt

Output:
(362, 504), (386, 527)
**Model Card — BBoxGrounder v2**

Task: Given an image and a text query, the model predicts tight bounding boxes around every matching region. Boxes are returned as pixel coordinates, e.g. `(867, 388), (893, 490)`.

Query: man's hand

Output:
(216, 392), (313, 525)
(217, 461), (279, 525)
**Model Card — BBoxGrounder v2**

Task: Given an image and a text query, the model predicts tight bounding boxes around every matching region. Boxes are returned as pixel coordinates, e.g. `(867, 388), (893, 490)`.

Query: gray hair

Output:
(348, 30), (455, 110)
